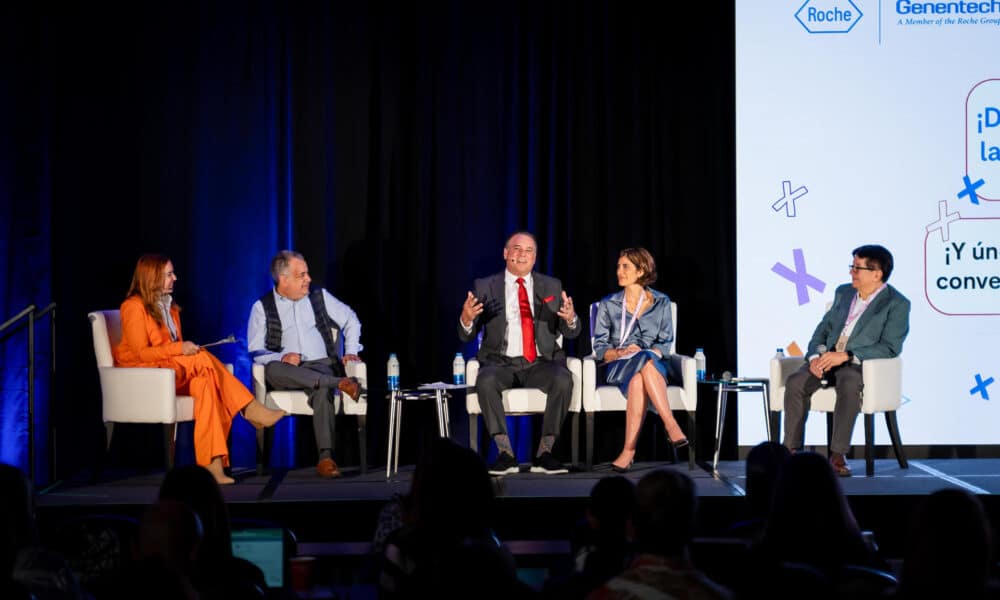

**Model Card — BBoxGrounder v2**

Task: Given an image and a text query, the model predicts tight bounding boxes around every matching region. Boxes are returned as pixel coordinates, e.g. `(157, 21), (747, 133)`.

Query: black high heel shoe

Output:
(671, 437), (689, 449)
(610, 461), (633, 474)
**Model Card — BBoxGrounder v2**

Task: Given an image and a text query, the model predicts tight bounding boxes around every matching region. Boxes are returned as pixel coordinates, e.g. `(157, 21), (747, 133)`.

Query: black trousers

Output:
(475, 356), (573, 440)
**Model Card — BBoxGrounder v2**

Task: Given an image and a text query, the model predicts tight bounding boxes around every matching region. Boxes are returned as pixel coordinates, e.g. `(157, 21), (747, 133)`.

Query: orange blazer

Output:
(113, 295), (187, 367)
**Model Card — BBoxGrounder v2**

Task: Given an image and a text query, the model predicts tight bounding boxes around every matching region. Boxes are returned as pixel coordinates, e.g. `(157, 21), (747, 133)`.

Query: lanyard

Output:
(844, 284), (885, 328)
(618, 292), (646, 348)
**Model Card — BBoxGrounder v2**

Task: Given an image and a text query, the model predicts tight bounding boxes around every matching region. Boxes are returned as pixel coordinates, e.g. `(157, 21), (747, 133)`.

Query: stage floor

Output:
(37, 457), (1000, 506)
(35, 457), (1000, 559)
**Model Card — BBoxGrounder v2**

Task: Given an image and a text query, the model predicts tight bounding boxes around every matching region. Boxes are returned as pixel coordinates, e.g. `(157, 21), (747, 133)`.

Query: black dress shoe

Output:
(672, 437), (689, 449)
(488, 452), (519, 476)
(530, 452), (569, 474)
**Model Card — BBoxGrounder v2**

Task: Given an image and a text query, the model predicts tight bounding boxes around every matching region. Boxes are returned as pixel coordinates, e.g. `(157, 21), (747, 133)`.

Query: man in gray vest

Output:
(247, 250), (363, 478)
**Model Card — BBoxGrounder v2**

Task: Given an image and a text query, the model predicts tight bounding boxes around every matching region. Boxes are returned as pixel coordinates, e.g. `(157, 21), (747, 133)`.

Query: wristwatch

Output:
(846, 350), (855, 362)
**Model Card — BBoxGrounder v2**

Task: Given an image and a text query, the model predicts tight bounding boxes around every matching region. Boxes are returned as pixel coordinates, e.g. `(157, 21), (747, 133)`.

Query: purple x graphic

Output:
(772, 248), (826, 305)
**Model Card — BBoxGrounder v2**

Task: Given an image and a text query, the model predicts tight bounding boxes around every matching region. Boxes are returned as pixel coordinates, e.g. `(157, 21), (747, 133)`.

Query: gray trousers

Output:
(783, 362), (863, 454)
(475, 357), (572, 440)
(265, 359), (343, 455)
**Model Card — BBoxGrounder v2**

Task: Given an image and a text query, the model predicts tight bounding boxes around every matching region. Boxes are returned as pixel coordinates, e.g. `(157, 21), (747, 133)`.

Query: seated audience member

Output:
(727, 441), (789, 540)
(757, 452), (877, 570)
(103, 560), (198, 600)
(589, 469), (731, 600)
(546, 476), (636, 598)
(592, 248), (689, 472)
(114, 254), (284, 484)
(0, 463), (84, 600)
(379, 437), (529, 598)
(896, 488), (997, 600)
(158, 465), (267, 599)
(741, 452), (887, 599)
(135, 500), (204, 574)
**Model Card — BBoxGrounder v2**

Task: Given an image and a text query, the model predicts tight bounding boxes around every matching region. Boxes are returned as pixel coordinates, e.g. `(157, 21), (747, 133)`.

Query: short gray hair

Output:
(270, 250), (305, 285)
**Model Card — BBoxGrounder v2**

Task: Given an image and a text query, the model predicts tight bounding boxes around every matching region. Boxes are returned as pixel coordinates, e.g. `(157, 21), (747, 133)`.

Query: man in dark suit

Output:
(459, 231), (581, 475)
(783, 244), (910, 476)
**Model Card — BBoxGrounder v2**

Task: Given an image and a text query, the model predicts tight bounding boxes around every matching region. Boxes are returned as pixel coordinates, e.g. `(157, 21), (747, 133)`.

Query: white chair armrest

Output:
(345, 360), (367, 390)
(566, 356), (582, 413)
(251, 363), (267, 406)
(675, 354), (697, 410)
(861, 357), (902, 413)
(99, 367), (177, 423)
(466, 359), (480, 387)
(465, 359), (481, 414)
(769, 357), (806, 410)
(582, 356), (597, 413)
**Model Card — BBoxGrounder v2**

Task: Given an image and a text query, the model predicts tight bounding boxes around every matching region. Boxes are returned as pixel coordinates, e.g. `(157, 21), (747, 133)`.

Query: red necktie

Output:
(516, 277), (536, 362)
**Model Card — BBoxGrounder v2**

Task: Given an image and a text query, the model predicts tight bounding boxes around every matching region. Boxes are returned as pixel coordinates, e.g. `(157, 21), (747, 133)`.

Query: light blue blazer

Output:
(592, 288), (674, 360)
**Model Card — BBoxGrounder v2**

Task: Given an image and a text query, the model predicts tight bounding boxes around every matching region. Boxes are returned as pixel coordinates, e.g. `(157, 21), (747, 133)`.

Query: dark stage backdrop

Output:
(0, 1), (736, 481)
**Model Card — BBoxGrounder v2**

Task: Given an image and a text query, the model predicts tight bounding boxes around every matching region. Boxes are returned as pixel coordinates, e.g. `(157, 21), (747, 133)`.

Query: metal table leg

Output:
(713, 385), (728, 472)
(442, 392), (451, 438)
(434, 390), (448, 437)
(385, 390), (397, 480)
(761, 382), (771, 442)
(392, 394), (402, 476)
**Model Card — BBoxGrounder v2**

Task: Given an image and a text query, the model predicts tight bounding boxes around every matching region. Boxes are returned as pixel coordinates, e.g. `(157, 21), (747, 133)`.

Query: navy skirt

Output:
(603, 349), (671, 396)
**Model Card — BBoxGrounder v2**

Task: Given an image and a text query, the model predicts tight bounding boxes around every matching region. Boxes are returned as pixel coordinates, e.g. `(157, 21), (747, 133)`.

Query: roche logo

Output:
(795, 0), (863, 34)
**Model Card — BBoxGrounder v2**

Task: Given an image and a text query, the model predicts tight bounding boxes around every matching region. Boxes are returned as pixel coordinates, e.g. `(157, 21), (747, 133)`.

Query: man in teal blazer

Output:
(783, 244), (910, 476)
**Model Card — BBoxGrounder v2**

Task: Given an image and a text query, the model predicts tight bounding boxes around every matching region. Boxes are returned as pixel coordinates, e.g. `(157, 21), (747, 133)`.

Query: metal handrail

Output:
(0, 302), (57, 484)
(0, 304), (36, 336)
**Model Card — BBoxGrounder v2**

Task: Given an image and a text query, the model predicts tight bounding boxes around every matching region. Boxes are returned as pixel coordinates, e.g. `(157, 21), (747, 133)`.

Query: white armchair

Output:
(89, 309), (194, 468)
(465, 333), (583, 465)
(769, 355), (907, 477)
(251, 331), (368, 474)
(582, 301), (697, 470)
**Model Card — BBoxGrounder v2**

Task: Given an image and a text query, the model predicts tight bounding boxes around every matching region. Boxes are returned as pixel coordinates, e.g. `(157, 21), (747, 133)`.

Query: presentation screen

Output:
(736, 1), (1000, 446)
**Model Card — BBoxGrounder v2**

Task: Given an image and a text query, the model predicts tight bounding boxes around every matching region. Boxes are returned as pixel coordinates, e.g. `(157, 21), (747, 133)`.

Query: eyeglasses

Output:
(848, 264), (878, 272)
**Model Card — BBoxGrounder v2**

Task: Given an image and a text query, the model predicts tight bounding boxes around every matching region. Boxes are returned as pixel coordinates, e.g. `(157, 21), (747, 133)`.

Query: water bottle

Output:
(452, 352), (466, 385)
(387, 353), (400, 391)
(774, 347), (785, 360)
(694, 348), (706, 382)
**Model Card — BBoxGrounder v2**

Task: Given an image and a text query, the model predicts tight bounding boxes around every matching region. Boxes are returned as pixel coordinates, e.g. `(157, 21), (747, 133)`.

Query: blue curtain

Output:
(0, 1), (736, 478)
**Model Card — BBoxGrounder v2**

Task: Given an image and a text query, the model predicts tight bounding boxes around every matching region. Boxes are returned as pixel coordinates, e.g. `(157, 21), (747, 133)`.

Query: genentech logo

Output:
(796, 0), (864, 33)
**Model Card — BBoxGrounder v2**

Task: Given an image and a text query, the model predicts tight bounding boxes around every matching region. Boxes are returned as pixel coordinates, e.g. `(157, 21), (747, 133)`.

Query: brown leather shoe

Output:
(830, 452), (852, 477)
(337, 377), (361, 401)
(316, 457), (342, 479)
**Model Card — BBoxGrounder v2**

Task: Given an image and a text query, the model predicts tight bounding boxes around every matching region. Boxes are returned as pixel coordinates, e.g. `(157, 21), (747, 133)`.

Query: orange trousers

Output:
(172, 351), (252, 467)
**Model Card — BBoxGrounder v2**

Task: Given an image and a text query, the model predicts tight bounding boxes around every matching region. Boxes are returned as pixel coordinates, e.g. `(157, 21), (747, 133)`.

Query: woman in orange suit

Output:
(114, 254), (285, 484)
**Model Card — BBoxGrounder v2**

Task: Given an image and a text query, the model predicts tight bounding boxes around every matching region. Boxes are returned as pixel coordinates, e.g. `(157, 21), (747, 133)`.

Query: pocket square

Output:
(543, 295), (555, 303)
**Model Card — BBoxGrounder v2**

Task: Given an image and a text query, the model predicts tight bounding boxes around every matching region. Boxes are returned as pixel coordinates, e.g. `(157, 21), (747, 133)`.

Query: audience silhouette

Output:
(895, 488), (998, 600)
(727, 441), (789, 541)
(8, 438), (1000, 600)
(1, 463), (85, 600)
(589, 469), (731, 599)
(379, 437), (530, 598)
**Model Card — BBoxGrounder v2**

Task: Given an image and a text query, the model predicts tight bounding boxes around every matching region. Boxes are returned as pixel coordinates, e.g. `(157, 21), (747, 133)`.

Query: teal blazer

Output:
(807, 283), (910, 362)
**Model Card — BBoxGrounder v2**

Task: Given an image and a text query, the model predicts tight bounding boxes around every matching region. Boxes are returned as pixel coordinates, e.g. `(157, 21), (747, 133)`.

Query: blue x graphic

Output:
(957, 175), (985, 205)
(970, 373), (995, 400)
(771, 248), (826, 305)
